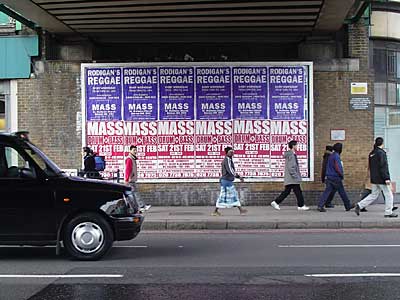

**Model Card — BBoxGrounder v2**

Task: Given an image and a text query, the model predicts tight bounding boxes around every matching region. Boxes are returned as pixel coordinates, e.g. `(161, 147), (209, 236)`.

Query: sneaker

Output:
(318, 207), (326, 212)
(298, 205), (310, 211)
(345, 203), (356, 211)
(360, 208), (368, 212)
(144, 205), (152, 211)
(355, 204), (361, 216)
(211, 211), (222, 216)
(270, 201), (280, 210)
(384, 213), (398, 218)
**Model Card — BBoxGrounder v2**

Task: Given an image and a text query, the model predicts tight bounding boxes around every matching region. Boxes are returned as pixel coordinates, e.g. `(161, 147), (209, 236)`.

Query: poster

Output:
(232, 67), (267, 120)
(269, 66), (305, 120)
(195, 67), (232, 120)
(157, 120), (195, 178)
(85, 121), (125, 179)
(159, 67), (195, 120)
(233, 120), (271, 177)
(86, 68), (122, 121)
(124, 121), (158, 179)
(269, 120), (309, 178)
(83, 63), (313, 182)
(123, 67), (158, 121)
(195, 120), (233, 178)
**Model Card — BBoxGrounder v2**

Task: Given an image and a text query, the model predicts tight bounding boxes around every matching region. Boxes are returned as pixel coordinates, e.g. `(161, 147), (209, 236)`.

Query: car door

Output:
(0, 144), (56, 241)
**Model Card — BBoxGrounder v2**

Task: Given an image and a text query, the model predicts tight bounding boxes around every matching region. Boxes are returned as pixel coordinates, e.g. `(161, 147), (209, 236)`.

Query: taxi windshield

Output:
(25, 142), (64, 176)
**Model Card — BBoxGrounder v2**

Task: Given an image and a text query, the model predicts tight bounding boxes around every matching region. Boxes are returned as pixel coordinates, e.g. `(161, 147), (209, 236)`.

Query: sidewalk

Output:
(142, 205), (400, 230)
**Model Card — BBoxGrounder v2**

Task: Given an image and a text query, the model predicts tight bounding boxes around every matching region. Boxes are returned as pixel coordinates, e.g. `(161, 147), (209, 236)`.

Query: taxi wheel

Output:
(63, 212), (114, 261)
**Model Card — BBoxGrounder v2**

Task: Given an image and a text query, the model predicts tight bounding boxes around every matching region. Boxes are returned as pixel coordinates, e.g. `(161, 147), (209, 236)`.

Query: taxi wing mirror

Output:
(20, 168), (35, 179)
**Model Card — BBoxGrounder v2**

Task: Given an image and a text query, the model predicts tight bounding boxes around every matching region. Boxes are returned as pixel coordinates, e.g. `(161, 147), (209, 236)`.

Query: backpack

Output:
(94, 155), (106, 171)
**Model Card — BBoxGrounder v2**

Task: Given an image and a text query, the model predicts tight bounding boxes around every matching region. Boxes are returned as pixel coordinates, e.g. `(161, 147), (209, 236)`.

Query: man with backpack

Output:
(82, 146), (101, 179)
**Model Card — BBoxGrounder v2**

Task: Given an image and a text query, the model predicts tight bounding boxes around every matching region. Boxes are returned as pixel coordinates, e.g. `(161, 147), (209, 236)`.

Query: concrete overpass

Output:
(1, 0), (360, 44)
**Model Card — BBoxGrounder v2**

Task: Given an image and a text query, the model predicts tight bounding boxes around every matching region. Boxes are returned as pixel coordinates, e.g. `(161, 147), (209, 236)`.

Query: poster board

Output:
(82, 62), (314, 182)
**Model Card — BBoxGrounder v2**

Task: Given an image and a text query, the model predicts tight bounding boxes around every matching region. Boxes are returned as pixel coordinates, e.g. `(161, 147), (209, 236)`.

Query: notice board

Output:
(82, 62), (314, 182)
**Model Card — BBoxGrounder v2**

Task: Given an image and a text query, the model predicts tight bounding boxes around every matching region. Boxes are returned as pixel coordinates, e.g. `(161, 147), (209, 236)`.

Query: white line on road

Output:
(305, 273), (400, 278)
(113, 245), (148, 248)
(0, 245), (148, 248)
(279, 245), (400, 248)
(0, 274), (123, 278)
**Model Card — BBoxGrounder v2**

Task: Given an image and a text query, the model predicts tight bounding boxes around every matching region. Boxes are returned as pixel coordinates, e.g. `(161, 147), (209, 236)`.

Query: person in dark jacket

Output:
(82, 146), (100, 179)
(212, 146), (247, 216)
(355, 137), (397, 217)
(321, 145), (335, 208)
(270, 140), (310, 211)
(318, 143), (354, 212)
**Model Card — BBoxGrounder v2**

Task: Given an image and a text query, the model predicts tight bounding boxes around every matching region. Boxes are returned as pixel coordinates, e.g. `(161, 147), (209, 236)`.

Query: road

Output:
(2, 229), (400, 299)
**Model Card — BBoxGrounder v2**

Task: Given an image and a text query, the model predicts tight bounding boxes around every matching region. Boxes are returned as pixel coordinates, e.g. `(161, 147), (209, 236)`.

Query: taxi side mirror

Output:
(20, 168), (35, 179)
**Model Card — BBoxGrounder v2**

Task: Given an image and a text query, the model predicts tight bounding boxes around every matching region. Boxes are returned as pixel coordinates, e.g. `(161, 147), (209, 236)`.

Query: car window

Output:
(24, 145), (58, 177)
(1, 146), (35, 178)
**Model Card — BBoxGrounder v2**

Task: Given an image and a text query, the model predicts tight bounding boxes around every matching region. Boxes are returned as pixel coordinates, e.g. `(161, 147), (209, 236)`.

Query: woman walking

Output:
(270, 140), (310, 211)
(212, 146), (247, 216)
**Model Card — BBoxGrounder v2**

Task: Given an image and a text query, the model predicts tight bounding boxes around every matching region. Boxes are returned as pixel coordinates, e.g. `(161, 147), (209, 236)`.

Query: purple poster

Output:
(159, 67), (195, 120)
(123, 67), (158, 121)
(269, 66), (305, 120)
(86, 68), (122, 121)
(195, 67), (231, 120)
(232, 67), (267, 119)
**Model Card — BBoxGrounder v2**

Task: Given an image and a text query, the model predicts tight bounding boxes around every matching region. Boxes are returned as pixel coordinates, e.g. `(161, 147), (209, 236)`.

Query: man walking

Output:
(270, 140), (310, 211)
(317, 143), (354, 212)
(321, 145), (335, 208)
(125, 145), (151, 212)
(355, 137), (397, 217)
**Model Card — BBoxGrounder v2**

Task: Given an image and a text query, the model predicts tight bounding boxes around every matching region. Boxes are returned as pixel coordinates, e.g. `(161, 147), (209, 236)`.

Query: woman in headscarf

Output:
(212, 146), (247, 216)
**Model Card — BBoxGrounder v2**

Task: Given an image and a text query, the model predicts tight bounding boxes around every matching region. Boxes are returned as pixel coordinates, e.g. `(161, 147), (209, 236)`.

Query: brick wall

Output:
(16, 20), (373, 206)
(17, 61), (82, 169)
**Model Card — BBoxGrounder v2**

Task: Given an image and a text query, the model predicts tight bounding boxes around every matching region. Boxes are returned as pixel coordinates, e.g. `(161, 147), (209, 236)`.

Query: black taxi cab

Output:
(0, 132), (144, 260)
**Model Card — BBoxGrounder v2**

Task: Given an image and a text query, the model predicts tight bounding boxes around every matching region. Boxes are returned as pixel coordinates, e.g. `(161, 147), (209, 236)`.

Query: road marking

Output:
(0, 274), (123, 278)
(305, 273), (400, 278)
(0, 245), (148, 248)
(113, 245), (148, 248)
(279, 245), (400, 248)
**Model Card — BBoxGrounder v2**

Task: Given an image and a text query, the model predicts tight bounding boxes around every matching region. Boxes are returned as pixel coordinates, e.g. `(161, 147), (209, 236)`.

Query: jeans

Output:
(318, 178), (351, 210)
(325, 191), (336, 206)
(358, 184), (393, 215)
(274, 184), (305, 207)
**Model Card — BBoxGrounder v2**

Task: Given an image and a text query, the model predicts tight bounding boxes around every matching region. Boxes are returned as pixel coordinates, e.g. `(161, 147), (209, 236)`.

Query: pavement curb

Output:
(142, 219), (400, 230)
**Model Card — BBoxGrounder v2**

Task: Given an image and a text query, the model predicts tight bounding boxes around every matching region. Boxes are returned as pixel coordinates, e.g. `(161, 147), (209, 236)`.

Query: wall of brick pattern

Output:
(16, 21), (374, 206)
(17, 61), (82, 169)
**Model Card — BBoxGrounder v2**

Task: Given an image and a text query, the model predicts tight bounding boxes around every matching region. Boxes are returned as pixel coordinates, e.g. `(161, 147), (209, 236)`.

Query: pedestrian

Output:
(270, 140), (310, 211)
(125, 145), (151, 212)
(355, 137), (397, 217)
(317, 143), (354, 212)
(358, 171), (398, 213)
(212, 146), (247, 216)
(82, 146), (100, 179)
(322, 145), (335, 208)
(358, 173), (371, 212)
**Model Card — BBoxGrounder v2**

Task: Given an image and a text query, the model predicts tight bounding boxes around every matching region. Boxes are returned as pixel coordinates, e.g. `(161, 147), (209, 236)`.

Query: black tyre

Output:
(63, 212), (114, 261)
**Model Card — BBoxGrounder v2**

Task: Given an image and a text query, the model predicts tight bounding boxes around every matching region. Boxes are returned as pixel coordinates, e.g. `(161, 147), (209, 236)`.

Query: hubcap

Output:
(71, 222), (104, 254)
